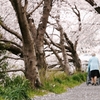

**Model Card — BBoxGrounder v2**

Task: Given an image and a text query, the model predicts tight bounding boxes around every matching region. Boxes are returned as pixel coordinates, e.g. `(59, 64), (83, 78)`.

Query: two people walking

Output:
(88, 53), (100, 85)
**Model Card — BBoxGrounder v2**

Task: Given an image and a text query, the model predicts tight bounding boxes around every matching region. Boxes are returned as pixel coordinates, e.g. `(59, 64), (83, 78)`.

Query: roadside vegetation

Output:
(0, 71), (87, 100)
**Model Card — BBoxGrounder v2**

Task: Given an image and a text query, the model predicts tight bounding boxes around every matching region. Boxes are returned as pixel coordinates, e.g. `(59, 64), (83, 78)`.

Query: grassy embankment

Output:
(0, 71), (87, 100)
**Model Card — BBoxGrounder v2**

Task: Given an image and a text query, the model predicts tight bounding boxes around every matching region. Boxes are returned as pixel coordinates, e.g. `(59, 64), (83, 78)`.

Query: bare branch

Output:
(67, 2), (81, 31)
(28, 0), (43, 16)
(45, 32), (61, 49)
(0, 21), (22, 41)
(74, 39), (78, 50)
(24, 0), (28, 11)
(4, 56), (23, 60)
(85, 0), (100, 13)
(0, 39), (22, 48)
(64, 32), (73, 47)
(0, 69), (25, 74)
(0, 42), (23, 57)
(44, 38), (64, 67)
(85, 0), (97, 6)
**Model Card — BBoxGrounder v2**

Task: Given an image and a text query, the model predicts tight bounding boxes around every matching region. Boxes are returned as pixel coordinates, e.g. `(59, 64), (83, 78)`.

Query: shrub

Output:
(0, 76), (31, 100)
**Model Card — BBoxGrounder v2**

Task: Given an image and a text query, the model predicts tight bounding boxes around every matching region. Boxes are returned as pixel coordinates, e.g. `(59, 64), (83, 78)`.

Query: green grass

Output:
(0, 71), (87, 99)
(0, 76), (31, 100)
(41, 71), (87, 94)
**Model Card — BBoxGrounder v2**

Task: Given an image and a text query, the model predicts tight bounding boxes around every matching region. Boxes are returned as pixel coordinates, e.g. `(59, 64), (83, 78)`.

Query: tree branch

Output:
(1, 56), (23, 60)
(0, 39), (22, 48)
(44, 38), (64, 67)
(85, 0), (97, 6)
(0, 42), (23, 57)
(24, 0), (28, 11)
(85, 0), (100, 14)
(28, 0), (43, 16)
(45, 32), (61, 49)
(0, 21), (22, 41)
(67, 2), (81, 31)
(0, 69), (25, 74)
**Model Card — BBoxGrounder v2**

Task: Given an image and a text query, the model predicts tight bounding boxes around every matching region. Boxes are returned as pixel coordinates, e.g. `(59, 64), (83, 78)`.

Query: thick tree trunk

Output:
(10, 0), (53, 86)
(27, 18), (47, 87)
(36, 0), (53, 82)
(9, 0), (41, 88)
(23, 43), (41, 88)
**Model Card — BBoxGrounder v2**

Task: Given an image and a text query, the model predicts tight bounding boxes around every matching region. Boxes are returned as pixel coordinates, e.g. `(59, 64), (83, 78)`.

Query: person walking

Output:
(88, 53), (100, 86)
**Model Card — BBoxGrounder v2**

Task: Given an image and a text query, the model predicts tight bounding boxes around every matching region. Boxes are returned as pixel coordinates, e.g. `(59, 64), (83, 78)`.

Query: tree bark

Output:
(8, 0), (53, 87)
(57, 21), (70, 74)
(64, 33), (82, 71)
(9, 0), (41, 88)
(35, 0), (53, 82)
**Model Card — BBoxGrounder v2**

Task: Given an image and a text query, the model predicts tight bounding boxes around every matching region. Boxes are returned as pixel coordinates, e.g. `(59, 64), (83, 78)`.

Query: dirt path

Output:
(32, 82), (100, 100)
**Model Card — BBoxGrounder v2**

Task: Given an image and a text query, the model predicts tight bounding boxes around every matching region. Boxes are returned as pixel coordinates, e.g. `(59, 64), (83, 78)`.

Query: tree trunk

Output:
(64, 33), (82, 71)
(58, 22), (70, 74)
(10, 0), (53, 86)
(35, 0), (53, 82)
(71, 52), (82, 71)
(9, 0), (41, 88)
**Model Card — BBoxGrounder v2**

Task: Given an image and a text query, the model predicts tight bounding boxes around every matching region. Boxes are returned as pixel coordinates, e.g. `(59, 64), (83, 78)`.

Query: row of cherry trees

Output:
(0, 0), (100, 88)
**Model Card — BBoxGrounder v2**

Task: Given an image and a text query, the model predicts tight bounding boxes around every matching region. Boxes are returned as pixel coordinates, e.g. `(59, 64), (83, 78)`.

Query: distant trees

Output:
(45, 1), (83, 72)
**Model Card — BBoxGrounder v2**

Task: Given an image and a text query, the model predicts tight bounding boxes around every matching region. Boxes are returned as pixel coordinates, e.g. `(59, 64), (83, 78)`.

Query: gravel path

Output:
(32, 82), (100, 100)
